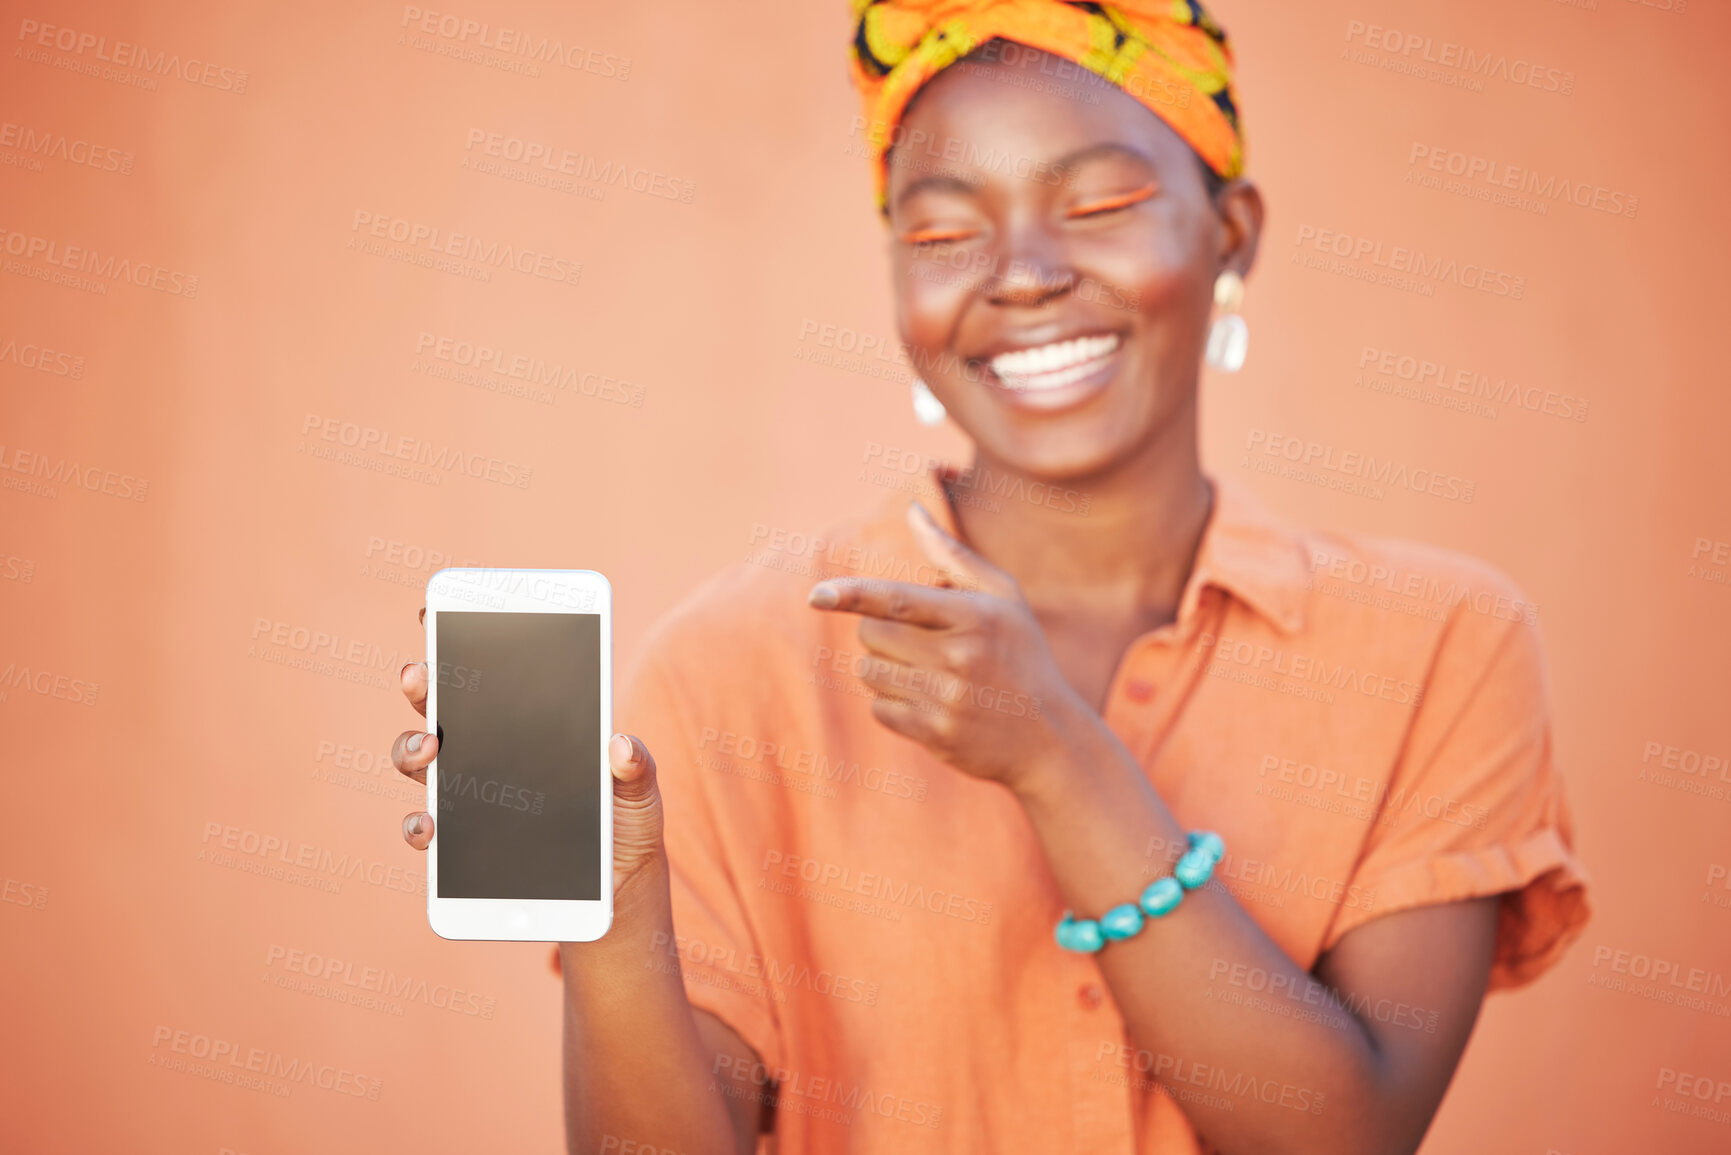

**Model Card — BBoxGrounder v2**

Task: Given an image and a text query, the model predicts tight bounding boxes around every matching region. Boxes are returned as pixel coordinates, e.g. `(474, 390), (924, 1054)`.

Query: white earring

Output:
(1205, 270), (1248, 373)
(911, 378), (947, 425)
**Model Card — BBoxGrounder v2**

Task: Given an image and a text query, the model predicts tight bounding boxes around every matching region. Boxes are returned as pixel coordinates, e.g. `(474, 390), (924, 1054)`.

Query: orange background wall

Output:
(2, 1), (1727, 1152)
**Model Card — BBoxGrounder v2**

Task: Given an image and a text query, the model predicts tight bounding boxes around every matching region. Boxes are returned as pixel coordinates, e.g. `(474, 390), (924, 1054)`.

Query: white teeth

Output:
(989, 334), (1120, 391)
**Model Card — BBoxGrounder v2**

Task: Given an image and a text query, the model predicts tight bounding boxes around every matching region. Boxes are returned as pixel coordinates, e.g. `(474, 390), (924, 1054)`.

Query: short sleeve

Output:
(1320, 598), (1591, 991)
(618, 646), (786, 1070)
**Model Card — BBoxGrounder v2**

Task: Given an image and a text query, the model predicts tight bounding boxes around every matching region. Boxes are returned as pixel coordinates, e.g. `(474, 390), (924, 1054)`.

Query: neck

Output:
(947, 408), (1214, 621)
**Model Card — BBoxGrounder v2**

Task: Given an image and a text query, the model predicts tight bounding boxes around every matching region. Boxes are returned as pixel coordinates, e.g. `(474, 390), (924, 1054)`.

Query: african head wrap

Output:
(849, 0), (1244, 206)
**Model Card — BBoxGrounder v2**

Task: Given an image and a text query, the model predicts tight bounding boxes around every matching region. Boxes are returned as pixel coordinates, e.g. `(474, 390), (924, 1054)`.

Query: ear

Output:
(1214, 177), (1264, 279)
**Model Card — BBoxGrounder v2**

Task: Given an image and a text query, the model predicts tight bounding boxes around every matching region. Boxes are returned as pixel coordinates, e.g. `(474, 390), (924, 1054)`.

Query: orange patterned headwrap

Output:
(849, 0), (1243, 206)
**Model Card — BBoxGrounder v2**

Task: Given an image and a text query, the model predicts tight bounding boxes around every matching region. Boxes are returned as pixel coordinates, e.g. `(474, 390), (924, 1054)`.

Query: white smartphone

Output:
(423, 568), (612, 942)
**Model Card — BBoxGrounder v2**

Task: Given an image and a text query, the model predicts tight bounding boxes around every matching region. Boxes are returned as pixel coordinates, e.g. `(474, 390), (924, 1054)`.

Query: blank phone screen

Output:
(434, 611), (601, 900)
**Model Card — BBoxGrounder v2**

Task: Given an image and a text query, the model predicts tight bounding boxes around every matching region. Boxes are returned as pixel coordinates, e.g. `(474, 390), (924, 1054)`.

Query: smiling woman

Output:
(385, 3), (1591, 1154)
(879, 45), (1254, 478)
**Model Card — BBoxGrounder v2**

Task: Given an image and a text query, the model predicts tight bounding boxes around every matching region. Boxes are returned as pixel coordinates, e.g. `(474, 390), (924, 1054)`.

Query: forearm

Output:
(1014, 714), (1405, 1155)
(559, 860), (742, 1155)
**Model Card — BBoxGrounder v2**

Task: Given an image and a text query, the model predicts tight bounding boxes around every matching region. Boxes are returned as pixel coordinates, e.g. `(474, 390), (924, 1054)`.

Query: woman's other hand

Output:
(807, 502), (1094, 790)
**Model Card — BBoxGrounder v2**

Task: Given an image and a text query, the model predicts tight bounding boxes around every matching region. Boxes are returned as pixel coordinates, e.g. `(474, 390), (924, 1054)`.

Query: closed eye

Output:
(1067, 182), (1158, 219)
(901, 226), (981, 245)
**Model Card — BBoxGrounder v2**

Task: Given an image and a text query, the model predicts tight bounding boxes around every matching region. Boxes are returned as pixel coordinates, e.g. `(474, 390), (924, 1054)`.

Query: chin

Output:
(965, 418), (1140, 485)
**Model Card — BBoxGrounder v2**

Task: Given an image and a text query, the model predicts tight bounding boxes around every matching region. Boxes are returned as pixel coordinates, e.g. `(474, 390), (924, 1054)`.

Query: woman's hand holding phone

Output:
(391, 611), (667, 916)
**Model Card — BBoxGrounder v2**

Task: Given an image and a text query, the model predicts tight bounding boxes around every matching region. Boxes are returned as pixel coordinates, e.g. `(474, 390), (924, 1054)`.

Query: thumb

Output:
(609, 733), (660, 803)
(906, 501), (1020, 599)
(608, 733), (664, 884)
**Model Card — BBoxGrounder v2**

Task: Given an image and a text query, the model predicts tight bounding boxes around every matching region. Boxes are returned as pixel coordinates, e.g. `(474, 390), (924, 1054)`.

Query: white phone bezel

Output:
(424, 567), (612, 942)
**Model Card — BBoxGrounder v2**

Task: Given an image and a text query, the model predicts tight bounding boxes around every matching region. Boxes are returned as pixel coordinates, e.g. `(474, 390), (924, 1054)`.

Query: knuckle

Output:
(941, 636), (978, 669)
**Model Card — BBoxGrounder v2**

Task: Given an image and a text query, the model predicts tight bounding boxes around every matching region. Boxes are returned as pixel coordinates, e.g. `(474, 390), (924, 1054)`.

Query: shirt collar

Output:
(1177, 474), (1310, 636)
(920, 467), (1309, 636)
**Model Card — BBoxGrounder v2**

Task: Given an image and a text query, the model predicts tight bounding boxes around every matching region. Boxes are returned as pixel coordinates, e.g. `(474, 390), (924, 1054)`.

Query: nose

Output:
(985, 218), (1073, 309)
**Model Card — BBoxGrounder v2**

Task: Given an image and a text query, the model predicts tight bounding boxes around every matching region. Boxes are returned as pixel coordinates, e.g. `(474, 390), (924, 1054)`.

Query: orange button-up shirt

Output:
(621, 471), (1589, 1153)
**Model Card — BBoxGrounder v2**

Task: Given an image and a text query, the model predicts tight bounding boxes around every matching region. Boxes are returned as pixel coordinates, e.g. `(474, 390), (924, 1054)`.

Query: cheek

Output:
(894, 255), (975, 353)
(1076, 230), (1198, 319)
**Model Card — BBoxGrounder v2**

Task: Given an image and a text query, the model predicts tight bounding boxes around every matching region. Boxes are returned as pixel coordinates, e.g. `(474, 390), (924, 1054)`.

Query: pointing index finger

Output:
(808, 578), (963, 628)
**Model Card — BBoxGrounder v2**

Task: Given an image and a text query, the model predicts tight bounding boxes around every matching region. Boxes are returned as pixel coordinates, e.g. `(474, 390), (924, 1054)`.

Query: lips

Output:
(987, 333), (1121, 393)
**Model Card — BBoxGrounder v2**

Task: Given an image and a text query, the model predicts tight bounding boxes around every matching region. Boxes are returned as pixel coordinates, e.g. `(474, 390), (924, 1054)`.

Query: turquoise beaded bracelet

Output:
(1054, 830), (1224, 954)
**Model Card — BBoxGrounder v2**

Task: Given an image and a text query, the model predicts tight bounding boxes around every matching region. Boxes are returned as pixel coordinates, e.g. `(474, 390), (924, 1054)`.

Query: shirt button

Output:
(1078, 983), (1104, 1010)
(1124, 678), (1156, 703)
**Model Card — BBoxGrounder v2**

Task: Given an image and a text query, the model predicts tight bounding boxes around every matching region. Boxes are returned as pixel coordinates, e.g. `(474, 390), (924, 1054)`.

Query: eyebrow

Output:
(893, 173), (981, 210)
(890, 141), (1159, 209)
(1052, 142), (1158, 171)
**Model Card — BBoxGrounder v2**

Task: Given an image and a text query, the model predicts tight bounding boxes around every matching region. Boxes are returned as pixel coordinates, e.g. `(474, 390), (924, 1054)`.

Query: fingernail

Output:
(610, 733), (634, 767)
(808, 583), (839, 609)
(400, 661), (417, 681)
(406, 733), (423, 753)
(408, 815), (423, 836)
